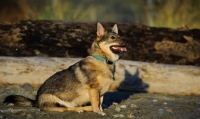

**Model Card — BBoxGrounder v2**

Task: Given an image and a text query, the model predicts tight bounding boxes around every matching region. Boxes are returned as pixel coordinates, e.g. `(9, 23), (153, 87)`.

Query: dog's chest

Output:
(97, 64), (115, 95)
(100, 81), (113, 95)
(97, 74), (114, 95)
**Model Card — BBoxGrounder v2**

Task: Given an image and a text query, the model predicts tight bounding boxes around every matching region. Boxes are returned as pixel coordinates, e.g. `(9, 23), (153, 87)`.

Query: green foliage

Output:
(146, 0), (200, 28)
(1, 0), (200, 28)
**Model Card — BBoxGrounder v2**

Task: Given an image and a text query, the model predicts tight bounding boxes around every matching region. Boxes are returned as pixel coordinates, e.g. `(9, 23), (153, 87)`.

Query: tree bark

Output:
(0, 20), (200, 66)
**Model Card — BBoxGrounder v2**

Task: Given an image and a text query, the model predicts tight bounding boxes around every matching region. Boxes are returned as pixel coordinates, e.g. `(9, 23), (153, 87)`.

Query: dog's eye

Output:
(111, 36), (116, 39)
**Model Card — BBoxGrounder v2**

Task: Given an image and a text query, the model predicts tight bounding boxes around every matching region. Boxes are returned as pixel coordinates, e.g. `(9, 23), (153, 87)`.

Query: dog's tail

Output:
(3, 95), (36, 107)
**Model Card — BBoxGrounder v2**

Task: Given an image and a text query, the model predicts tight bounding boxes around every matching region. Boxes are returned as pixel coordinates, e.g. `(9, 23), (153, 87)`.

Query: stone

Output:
(120, 105), (127, 108)
(113, 114), (125, 118)
(158, 109), (166, 115)
(22, 83), (33, 90)
(130, 104), (137, 108)
(115, 107), (121, 112)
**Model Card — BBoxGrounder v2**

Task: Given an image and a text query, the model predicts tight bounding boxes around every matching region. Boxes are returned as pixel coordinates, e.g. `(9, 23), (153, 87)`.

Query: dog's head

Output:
(89, 22), (127, 62)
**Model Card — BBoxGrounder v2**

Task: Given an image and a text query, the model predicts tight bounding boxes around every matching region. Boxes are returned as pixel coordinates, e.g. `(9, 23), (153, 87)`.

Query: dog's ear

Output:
(97, 22), (105, 37)
(112, 24), (118, 34)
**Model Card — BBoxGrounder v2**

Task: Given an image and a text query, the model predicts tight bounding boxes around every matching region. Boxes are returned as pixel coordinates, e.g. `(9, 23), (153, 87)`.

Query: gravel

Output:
(0, 84), (200, 119)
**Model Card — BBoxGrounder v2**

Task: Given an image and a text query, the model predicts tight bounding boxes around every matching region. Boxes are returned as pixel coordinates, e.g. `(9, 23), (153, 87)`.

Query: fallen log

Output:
(0, 20), (200, 65)
(0, 57), (199, 95)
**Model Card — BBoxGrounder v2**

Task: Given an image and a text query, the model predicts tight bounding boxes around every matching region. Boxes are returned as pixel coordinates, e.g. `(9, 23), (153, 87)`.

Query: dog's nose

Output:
(124, 38), (130, 46)
(121, 40), (128, 47)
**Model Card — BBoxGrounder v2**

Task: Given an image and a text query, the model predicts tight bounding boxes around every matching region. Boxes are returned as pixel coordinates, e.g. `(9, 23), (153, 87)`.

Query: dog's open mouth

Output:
(110, 45), (127, 54)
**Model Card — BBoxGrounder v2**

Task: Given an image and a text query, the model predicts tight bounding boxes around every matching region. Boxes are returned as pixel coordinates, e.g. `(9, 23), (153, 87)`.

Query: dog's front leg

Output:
(89, 88), (106, 116)
(99, 95), (104, 111)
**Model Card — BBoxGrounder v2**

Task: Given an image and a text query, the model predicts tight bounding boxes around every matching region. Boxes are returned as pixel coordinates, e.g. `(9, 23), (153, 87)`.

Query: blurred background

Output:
(0, 0), (199, 28)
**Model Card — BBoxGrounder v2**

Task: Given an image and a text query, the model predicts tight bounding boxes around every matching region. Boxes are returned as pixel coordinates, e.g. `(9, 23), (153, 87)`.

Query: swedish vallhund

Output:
(3, 22), (127, 115)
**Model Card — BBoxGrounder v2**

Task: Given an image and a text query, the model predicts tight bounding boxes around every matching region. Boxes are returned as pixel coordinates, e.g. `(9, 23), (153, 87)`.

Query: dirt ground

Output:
(0, 85), (199, 119)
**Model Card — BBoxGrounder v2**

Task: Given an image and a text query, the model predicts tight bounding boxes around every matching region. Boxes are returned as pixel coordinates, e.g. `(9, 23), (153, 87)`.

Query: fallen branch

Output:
(0, 57), (199, 95)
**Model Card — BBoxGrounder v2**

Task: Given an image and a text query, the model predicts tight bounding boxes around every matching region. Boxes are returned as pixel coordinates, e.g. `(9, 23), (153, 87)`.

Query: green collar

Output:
(93, 55), (113, 64)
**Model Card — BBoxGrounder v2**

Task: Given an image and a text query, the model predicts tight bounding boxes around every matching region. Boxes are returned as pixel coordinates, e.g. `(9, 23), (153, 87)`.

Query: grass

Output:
(1, 0), (200, 28)
(144, 0), (200, 28)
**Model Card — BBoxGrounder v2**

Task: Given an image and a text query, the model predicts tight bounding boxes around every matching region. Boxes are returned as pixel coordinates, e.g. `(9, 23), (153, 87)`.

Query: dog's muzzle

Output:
(110, 41), (127, 54)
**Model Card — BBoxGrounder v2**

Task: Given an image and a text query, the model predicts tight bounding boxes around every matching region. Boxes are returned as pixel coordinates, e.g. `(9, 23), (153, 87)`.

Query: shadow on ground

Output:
(103, 68), (150, 109)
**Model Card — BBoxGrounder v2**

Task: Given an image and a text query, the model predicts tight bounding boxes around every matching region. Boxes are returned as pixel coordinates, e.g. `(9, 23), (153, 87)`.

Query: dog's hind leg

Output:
(79, 106), (93, 111)
(38, 94), (81, 112)
(38, 94), (93, 113)
(68, 106), (93, 113)
(42, 106), (68, 112)
(41, 105), (92, 113)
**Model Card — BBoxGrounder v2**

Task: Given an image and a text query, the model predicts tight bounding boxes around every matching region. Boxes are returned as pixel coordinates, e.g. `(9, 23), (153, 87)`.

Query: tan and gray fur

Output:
(3, 22), (127, 115)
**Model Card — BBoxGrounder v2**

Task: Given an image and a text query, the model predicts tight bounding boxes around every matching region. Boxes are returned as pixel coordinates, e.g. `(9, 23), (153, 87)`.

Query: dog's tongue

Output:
(112, 46), (127, 52)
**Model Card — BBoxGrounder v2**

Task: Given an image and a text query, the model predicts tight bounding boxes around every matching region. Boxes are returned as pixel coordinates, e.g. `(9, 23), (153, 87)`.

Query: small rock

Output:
(113, 102), (119, 105)
(115, 107), (121, 112)
(153, 99), (158, 102)
(6, 103), (14, 106)
(119, 114), (125, 118)
(120, 105), (127, 108)
(26, 114), (33, 118)
(158, 109), (166, 115)
(113, 114), (125, 118)
(163, 102), (167, 105)
(8, 108), (15, 113)
(166, 108), (173, 113)
(130, 104), (137, 108)
(22, 83), (33, 90)
(129, 113), (135, 118)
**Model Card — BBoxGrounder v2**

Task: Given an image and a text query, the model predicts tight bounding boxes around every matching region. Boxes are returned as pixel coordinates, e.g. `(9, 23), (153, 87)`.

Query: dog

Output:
(3, 22), (127, 115)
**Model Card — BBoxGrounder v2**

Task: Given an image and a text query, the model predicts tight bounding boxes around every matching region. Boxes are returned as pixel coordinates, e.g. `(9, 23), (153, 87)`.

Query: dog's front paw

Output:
(93, 110), (106, 116)
(75, 108), (84, 113)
